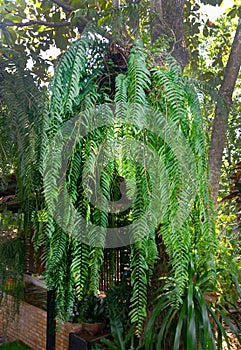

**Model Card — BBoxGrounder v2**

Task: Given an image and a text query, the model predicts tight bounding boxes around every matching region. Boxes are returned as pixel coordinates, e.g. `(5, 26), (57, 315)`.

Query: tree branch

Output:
(209, 14), (241, 205)
(47, 0), (74, 12)
(0, 19), (71, 29)
(0, 14), (112, 46)
(0, 0), (89, 31)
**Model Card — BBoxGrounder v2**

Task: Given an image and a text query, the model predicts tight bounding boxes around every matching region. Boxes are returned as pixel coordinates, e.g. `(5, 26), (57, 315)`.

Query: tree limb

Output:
(46, 0), (89, 27)
(47, 0), (74, 12)
(209, 14), (241, 205)
(0, 14), (113, 46)
(0, 19), (72, 29)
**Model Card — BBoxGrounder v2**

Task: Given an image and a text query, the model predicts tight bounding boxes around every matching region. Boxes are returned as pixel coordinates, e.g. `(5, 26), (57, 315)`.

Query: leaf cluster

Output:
(35, 27), (222, 341)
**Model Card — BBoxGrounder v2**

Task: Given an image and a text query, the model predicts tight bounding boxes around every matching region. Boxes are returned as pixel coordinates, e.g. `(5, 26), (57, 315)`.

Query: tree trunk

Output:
(150, 0), (189, 69)
(209, 15), (241, 206)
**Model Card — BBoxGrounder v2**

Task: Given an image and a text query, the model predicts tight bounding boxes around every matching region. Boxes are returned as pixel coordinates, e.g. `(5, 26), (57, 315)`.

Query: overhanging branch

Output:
(47, 0), (74, 12)
(46, 0), (89, 26)
(0, 19), (72, 29)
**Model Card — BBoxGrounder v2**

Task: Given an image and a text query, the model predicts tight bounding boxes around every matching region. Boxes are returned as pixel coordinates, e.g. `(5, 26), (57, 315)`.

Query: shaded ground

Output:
(223, 332), (240, 350)
(223, 306), (241, 350)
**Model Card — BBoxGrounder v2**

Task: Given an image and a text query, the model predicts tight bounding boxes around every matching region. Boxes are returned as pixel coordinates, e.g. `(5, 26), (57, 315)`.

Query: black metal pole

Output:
(46, 289), (56, 350)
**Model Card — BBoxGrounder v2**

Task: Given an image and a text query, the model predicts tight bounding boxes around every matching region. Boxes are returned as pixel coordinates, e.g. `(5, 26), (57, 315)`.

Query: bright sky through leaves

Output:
(202, 0), (234, 21)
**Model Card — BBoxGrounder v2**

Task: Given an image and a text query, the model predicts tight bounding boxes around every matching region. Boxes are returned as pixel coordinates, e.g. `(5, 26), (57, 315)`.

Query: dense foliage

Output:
(0, 1), (240, 349)
(32, 28), (221, 341)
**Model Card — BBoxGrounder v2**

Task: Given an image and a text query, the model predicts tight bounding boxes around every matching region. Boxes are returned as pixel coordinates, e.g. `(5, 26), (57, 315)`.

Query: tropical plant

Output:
(0, 236), (25, 326)
(0, 4), (240, 350)
(1, 0), (240, 208)
(34, 22), (222, 342)
(93, 280), (140, 350)
(0, 2), (240, 349)
(92, 318), (140, 350)
(0, 48), (45, 235)
(144, 262), (241, 350)
(104, 279), (132, 332)
(70, 293), (106, 324)
(0, 47), (45, 325)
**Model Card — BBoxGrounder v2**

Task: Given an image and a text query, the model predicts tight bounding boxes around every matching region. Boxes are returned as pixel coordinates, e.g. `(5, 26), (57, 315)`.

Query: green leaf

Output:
(71, 0), (84, 9)
(203, 26), (209, 37)
(173, 300), (187, 350)
(187, 283), (196, 350)
(55, 34), (68, 50)
(19, 0), (26, 8)
(200, 0), (222, 5)
(195, 288), (216, 350)
(156, 307), (177, 349)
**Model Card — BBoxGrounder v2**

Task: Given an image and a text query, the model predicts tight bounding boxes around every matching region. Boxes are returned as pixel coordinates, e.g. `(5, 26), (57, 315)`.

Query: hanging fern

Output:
(71, 241), (90, 300)
(0, 49), (45, 242)
(33, 30), (219, 337)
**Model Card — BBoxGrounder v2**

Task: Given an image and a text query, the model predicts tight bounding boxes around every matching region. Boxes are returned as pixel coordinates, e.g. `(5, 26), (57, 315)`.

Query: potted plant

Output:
(82, 294), (106, 335)
(78, 293), (106, 336)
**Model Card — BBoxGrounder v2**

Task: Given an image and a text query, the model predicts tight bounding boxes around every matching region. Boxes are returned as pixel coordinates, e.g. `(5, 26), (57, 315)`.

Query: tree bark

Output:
(150, 0), (189, 69)
(209, 14), (241, 206)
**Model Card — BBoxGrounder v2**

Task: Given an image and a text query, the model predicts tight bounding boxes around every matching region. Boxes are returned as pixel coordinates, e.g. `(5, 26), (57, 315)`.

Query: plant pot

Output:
(82, 321), (105, 335)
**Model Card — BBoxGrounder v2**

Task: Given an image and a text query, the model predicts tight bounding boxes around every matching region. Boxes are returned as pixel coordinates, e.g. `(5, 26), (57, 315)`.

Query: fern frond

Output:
(71, 242), (90, 300)
(126, 44), (150, 125)
(115, 74), (127, 121)
(130, 240), (149, 336)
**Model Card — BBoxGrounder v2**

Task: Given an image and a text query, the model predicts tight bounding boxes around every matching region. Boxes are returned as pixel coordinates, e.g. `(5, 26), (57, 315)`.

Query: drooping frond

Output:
(71, 242), (90, 300)
(36, 35), (218, 336)
(0, 49), (44, 239)
(129, 240), (149, 336)
(126, 43), (151, 125)
(115, 74), (127, 120)
(48, 27), (106, 131)
(127, 44), (150, 106)
(38, 29), (111, 318)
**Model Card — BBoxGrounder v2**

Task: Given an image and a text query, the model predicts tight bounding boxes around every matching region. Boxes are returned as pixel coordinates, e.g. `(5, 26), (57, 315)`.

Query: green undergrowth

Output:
(0, 340), (33, 350)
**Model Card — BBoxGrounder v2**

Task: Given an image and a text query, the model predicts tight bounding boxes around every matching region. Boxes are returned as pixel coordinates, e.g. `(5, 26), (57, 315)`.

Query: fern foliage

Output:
(0, 49), (45, 238)
(34, 31), (218, 335)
